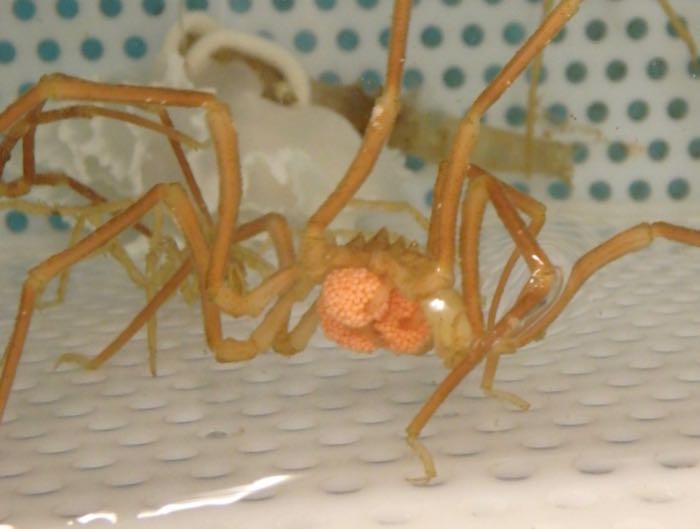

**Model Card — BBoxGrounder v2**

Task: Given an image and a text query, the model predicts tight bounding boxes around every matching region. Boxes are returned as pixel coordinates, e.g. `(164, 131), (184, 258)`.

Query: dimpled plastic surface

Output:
(3, 205), (700, 529)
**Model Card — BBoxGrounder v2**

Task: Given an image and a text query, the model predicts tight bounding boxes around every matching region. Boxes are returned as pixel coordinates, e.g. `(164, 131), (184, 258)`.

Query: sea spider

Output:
(2, 0), (700, 482)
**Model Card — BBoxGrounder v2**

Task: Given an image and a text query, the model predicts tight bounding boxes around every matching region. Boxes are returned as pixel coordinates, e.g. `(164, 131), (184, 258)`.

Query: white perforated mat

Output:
(3, 205), (700, 529)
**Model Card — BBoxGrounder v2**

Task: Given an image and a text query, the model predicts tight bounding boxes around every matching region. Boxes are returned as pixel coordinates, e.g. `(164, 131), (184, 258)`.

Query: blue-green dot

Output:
(546, 103), (568, 125)
(565, 61), (587, 83)
(421, 25), (443, 48)
(548, 181), (571, 200)
(626, 17), (647, 40)
(646, 57), (667, 80)
(37, 39), (60, 62)
(100, 0), (122, 16)
(48, 212), (71, 231)
(337, 29), (359, 51)
(552, 26), (566, 44)
(405, 155), (425, 171)
(647, 139), (669, 161)
(403, 68), (423, 90)
(688, 137), (700, 159)
(81, 38), (104, 61)
(461, 24), (484, 47)
(607, 141), (627, 163)
(0, 41), (16, 64)
(294, 30), (316, 53)
(56, 0), (78, 18)
(505, 105), (526, 126)
(572, 142), (589, 164)
(13, 0), (36, 20)
(424, 189), (433, 207)
(356, 0), (377, 8)
(228, 0), (250, 11)
(6, 210), (28, 232)
(272, 0), (294, 11)
(124, 36), (147, 59)
(629, 180), (651, 201)
(512, 181), (530, 195)
(18, 81), (33, 95)
(526, 65), (546, 84)
(319, 70), (340, 85)
(585, 19), (606, 41)
(627, 99), (648, 121)
(503, 22), (525, 45)
(605, 59), (627, 82)
(483, 64), (501, 83)
(484, 0), (502, 4)
(667, 97), (688, 119)
(442, 0), (461, 5)
(315, 0), (335, 9)
(359, 69), (382, 96)
(586, 101), (608, 123)
(666, 16), (687, 38)
(378, 27), (389, 48)
(668, 178), (689, 200)
(143, 0), (164, 15)
(185, 0), (207, 9)
(589, 181), (611, 201)
(442, 66), (465, 88)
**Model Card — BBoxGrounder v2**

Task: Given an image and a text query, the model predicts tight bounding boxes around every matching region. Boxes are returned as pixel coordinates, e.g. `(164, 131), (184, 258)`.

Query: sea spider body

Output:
(305, 228), (470, 360)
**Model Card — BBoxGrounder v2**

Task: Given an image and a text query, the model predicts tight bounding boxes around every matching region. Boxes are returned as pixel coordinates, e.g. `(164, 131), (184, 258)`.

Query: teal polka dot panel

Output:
(0, 0), (699, 203)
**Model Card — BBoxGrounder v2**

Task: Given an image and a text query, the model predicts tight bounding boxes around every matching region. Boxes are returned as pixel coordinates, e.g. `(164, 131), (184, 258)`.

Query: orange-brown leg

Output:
(406, 3), (583, 481)
(429, 0), (582, 277)
(515, 222), (700, 347)
(481, 177), (547, 332)
(58, 212), (297, 375)
(57, 257), (194, 373)
(0, 185), (174, 421)
(0, 75), (245, 313)
(460, 168), (556, 339)
(305, 0), (411, 233)
(0, 182), (300, 420)
(459, 166), (557, 408)
(658, 0), (699, 66)
(0, 104), (202, 197)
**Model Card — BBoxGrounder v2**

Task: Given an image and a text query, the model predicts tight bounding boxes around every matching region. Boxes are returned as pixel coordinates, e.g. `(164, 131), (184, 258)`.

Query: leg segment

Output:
(429, 0), (582, 276)
(460, 166), (556, 339)
(306, 0), (411, 232)
(515, 222), (700, 346)
(460, 166), (556, 407)
(0, 183), (300, 420)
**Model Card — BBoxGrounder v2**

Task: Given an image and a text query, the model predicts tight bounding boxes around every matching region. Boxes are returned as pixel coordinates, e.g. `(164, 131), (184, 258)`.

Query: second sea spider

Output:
(3, 0), (700, 482)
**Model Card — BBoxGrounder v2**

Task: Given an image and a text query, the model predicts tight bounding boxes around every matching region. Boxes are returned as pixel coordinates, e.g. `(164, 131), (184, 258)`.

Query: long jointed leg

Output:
(305, 0), (411, 232)
(408, 0), (583, 482)
(0, 182), (299, 419)
(56, 212), (297, 376)
(0, 75), (240, 291)
(658, 0), (699, 67)
(428, 0), (582, 276)
(461, 166), (556, 409)
(515, 222), (700, 347)
(406, 168), (558, 481)
(409, 220), (700, 481)
(457, 166), (556, 344)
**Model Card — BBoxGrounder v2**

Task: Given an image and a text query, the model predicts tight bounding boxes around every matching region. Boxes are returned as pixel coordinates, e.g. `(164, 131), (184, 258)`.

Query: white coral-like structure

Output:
(22, 13), (424, 244)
